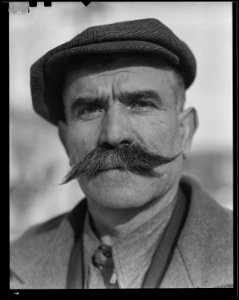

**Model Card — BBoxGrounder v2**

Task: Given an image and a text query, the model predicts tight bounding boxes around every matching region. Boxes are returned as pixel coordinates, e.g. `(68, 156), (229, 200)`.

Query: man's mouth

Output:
(97, 166), (125, 173)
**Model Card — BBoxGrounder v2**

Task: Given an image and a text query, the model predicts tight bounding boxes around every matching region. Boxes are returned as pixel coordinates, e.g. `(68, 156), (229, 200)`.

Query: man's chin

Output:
(79, 170), (161, 210)
(86, 188), (149, 210)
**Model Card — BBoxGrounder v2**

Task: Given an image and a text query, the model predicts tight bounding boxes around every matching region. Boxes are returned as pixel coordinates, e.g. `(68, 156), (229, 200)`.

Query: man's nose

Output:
(98, 103), (133, 147)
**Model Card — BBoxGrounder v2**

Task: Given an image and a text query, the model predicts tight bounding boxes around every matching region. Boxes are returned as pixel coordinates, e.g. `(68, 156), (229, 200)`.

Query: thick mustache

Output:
(61, 143), (181, 184)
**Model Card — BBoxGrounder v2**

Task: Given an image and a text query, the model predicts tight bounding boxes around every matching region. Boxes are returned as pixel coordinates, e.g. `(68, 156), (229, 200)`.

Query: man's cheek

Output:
(68, 138), (86, 163)
(147, 128), (173, 154)
(69, 135), (96, 164)
(156, 119), (180, 153)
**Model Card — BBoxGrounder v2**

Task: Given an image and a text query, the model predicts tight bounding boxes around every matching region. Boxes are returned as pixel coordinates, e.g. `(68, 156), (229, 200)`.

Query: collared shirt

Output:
(82, 192), (178, 289)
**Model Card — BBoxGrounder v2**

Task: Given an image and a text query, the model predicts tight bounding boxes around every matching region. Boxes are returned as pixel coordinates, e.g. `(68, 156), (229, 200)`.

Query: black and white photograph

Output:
(9, 2), (234, 290)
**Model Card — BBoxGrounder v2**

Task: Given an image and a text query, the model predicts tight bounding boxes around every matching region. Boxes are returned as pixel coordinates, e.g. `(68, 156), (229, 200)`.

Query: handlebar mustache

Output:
(61, 143), (182, 184)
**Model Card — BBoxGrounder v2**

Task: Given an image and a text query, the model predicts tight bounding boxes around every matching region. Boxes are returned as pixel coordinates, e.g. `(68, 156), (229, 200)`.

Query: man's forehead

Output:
(63, 69), (176, 105)
(62, 61), (178, 112)
(63, 54), (176, 91)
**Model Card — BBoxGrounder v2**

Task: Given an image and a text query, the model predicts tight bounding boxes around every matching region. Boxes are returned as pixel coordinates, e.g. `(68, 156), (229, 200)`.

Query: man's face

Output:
(61, 55), (186, 209)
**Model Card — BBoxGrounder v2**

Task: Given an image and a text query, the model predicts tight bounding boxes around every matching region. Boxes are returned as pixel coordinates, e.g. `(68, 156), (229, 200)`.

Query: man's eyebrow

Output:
(71, 97), (103, 113)
(70, 90), (162, 113)
(118, 90), (162, 104)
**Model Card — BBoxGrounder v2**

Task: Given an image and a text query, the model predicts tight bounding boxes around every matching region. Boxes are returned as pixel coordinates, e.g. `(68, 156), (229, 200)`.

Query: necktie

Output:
(92, 244), (119, 288)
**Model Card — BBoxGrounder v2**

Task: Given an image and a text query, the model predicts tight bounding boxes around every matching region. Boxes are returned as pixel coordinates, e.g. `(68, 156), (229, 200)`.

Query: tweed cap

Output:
(30, 18), (196, 125)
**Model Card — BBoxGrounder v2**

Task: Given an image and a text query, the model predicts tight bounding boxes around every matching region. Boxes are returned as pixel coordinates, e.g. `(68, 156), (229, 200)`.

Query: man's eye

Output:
(76, 106), (103, 118)
(130, 101), (156, 109)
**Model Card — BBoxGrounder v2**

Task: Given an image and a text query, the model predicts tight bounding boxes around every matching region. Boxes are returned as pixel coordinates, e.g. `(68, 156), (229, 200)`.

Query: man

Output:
(10, 18), (233, 288)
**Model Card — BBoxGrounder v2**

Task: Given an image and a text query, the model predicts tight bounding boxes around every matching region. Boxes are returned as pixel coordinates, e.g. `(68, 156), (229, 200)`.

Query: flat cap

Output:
(30, 18), (196, 125)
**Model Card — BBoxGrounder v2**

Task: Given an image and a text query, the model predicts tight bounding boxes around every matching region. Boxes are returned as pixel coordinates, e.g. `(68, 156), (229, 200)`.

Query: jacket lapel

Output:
(142, 186), (188, 288)
(160, 176), (233, 288)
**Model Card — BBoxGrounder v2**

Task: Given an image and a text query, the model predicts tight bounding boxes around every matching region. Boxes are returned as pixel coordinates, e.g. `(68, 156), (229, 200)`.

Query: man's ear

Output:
(58, 121), (71, 159)
(179, 107), (198, 158)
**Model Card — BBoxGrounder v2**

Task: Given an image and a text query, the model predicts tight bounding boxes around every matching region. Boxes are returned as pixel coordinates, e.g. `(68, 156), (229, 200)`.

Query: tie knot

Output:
(93, 244), (113, 268)
(100, 244), (112, 258)
(92, 244), (119, 288)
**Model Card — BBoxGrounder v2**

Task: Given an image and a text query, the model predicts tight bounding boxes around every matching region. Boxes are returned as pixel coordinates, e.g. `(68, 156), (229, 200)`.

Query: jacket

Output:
(10, 175), (233, 288)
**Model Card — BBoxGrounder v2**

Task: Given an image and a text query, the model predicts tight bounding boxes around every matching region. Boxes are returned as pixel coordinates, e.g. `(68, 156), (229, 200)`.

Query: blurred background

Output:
(10, 2), (233, 241)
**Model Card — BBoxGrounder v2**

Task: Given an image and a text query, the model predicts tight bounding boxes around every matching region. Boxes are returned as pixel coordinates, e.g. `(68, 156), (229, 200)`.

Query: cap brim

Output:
(45, 40), (180, 83)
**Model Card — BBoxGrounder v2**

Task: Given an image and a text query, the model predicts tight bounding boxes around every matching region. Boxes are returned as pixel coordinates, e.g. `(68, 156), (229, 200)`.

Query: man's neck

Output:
(87, 183), (179, 245)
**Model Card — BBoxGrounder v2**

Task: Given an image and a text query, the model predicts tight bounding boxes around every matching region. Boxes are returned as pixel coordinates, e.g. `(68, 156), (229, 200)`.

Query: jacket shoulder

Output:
(178, 176), (233, 288)
(10, 199), (88, 289)
(10, 212), (68, 276)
